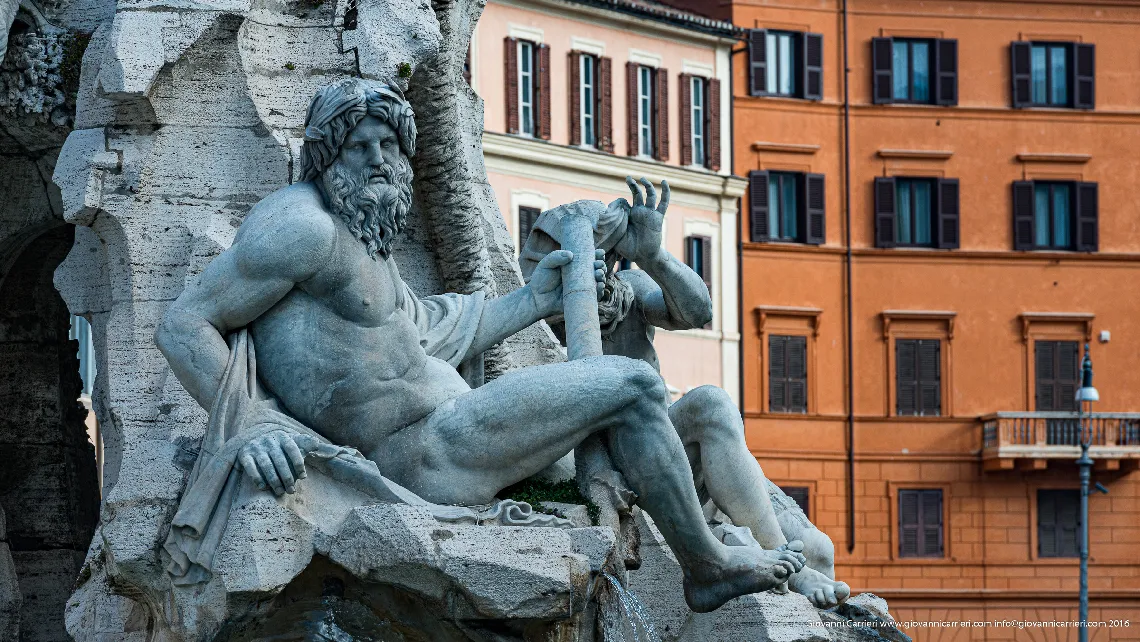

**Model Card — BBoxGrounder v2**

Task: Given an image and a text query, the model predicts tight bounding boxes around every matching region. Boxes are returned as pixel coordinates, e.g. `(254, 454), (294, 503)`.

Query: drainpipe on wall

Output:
(841, 0), (856, 554)
(729, 37), (744, 410)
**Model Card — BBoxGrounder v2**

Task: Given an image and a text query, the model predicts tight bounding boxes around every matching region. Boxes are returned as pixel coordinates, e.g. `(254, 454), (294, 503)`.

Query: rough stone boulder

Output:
(0, 505), (20, 642)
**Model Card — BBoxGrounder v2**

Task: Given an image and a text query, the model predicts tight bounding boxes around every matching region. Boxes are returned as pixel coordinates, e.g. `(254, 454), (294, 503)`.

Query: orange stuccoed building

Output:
(673, 0), (1140, 636)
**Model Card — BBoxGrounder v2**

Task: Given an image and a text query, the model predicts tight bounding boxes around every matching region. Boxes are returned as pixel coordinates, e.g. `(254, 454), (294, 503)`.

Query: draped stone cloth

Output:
(163, 289), (568, 586)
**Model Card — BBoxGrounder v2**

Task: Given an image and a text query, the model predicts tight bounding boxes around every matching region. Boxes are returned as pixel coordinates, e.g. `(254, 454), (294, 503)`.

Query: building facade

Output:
(707, 0), (1140, 636)
(472, 0), (746, 399)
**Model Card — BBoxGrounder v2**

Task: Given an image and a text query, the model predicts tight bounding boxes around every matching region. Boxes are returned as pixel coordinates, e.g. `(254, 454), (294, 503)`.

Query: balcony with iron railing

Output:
(981, 412), (1140, 472)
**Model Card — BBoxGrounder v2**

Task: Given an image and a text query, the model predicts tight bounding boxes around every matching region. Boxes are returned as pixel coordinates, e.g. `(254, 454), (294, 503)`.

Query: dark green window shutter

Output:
(1037, 340), (1079, 411)
(750, 170), (770, 242)
(781, 486), (810, 515)
(934, 39), (958, 106)
(1011, 42), (1032, 108)
(769, 334), (788, 411)
(1073, 43), (1095, 109)
(897, 339), (940, 416)
(1038, 489), (1080, 558)
(803, 33), (824, 101)
(896, 339), (918, 415)
(872, 37), (894, 104)
(918, 340), (941, 415)
(1036, 340), (1057, 411)
(749, 30), (767, 96)
(518, 206), (541, 248)
(1075, 182), (1098, 252)
(804, 173), (826, 245)
(937, 178), (960, 249)
(788, 335), (807, 413)
(875, 177), (897, 248)
(921, 490), (944, 556)
(899, 489), (943, 558)
(1012, 181), (1035, 250)
(1057, 341), (1079, 412)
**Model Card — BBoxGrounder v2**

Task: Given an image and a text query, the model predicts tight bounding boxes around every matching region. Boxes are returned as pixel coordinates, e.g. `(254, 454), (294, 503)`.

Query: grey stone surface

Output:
(0, 504), (19, 642)
(629, 509), (830, 642)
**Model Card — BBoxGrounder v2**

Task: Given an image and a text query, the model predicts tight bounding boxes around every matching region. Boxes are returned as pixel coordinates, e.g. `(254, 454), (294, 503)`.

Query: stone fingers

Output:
(253, 445), (285, 496)
(239, 448), (267, 491)
(626, 176), (644, 207)
(658, 179), (670, 215)
(279, 432), (307, 480)
(639, 177), (657, 210)
(267, 441), (296, 494)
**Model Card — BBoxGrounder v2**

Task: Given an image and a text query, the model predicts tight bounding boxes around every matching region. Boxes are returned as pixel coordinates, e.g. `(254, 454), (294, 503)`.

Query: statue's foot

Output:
(787, 567), (851, 609)
(683, 546), (805, 613)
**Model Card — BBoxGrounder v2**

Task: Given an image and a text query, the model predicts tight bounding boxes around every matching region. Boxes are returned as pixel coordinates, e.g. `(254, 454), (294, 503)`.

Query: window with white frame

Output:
(518, 40), (535, 136)
(581, 54), (597, 147)
(690, 76), (706, 167)
(637, 65), (654, 157)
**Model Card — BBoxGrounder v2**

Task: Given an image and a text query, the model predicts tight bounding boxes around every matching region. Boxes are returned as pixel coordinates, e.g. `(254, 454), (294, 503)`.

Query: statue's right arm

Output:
(155, 205), (336, 409)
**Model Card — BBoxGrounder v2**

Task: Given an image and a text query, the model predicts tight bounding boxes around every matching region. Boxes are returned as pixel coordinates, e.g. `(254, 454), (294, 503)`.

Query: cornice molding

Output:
(490, 0), (739, 47)
(881, 310), (957, 340)
(755, 305), (823, 337)
(1019, 311), (1095, 342)
(877, 149), (954, 160)
(1016, 152), (1092, 164)
(752, 141), (821, 154)
(482, 131), (747, 199)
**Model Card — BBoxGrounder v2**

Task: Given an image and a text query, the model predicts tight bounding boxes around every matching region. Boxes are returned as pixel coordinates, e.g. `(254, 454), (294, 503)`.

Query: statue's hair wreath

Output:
(299, 78), (417, 182)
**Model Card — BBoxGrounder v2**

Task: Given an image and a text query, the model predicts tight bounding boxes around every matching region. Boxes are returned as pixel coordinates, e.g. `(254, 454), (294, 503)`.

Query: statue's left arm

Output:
(614, 177), (712, 331)
(403, 250), (605, 365)
(626, 248), (713, 331)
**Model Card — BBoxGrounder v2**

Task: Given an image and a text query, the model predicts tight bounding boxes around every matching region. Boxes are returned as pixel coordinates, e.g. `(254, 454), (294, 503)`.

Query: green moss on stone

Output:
(60, 31), (92, 103)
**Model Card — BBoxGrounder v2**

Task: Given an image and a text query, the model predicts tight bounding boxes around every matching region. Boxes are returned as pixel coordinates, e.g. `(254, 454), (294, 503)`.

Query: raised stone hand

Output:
(238, 429), (308, 496)
(613, 176), (670, 266)
(527, 248), (607, 317)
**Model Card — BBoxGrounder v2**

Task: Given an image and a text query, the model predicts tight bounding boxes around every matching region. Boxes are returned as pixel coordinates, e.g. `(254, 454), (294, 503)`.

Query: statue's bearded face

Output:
(320, 115), (413, 260)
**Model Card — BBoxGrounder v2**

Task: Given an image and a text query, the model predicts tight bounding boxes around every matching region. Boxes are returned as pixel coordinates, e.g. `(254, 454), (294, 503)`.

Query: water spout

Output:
(602, 572), (659, 642)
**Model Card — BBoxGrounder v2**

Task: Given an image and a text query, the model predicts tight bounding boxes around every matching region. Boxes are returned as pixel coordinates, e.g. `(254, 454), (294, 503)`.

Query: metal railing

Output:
(982, 412), (1140, 450)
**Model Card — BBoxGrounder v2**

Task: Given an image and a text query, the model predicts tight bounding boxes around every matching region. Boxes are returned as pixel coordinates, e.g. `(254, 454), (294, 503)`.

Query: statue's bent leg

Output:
(669, 386), (787, 547)
(372, 356), (806, 612)
(670, 386), (850, 608)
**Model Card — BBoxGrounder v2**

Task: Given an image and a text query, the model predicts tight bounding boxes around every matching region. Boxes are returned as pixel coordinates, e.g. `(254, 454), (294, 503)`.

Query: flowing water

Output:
(602, 572), (659, 642)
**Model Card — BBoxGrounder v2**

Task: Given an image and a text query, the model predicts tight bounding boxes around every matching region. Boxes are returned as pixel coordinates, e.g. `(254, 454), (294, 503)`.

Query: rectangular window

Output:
(1035, 340), (1079, 412)
(749, 30), (823, 100)
(684, 235), (713, 329)
(518, 40), (535, 135)
(690, 76), (706, 168)
(769, 335), (807, 413)
(896, 339), (940, 416)
(1013, 41), (1093, 109)
(517, 205), (541, 251)
(895, 179), (935, 247)
(637, 65), (654, 157)
(1032, 182), (1072, 249)
(581, 54), (597, 147)
(1013, 181), (1096, 252)
(891, 39), (931, 103)
(780, 486), (810, 516)
(1030, 44), (1069, 107)
(873, 38), (957, 106)
(765, 31), (796, 96)
(898, 489), (943, 558)
(767, 172), (800, 242)
(1038, 489), (1080, 558)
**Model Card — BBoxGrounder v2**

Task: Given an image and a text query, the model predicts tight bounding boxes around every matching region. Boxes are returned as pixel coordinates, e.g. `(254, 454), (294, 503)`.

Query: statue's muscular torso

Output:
(243, 184), (470, 451)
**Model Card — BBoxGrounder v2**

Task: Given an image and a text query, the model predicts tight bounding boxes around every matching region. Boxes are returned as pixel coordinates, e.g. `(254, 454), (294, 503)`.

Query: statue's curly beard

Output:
(320, 156), (413, 260)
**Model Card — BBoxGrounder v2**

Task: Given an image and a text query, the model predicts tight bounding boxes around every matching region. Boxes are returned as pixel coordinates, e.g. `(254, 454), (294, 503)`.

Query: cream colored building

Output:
(471, 0), (745, 400)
